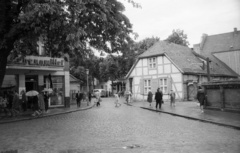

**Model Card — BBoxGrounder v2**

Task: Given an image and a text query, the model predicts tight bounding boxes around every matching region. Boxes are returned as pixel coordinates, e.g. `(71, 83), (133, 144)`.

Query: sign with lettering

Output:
(9, 56), (64, 67)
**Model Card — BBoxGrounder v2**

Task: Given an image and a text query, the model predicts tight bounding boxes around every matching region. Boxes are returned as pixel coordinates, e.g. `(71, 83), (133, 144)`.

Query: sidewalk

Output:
(126, 100), (240, 130)
(0, 101), (95, 124)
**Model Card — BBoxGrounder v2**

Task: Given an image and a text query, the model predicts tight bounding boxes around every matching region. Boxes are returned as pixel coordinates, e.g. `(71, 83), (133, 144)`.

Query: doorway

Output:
(25, 75), (38, 91)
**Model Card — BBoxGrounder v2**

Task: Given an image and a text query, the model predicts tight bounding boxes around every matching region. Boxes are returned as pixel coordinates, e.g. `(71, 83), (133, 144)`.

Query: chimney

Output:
(200, 33), (208, 50)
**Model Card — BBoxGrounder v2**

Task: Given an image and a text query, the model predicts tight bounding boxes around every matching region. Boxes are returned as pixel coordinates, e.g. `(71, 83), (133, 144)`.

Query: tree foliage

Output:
(0, 0), (137, 88)
(131, 36), (160, 56)
(97, 37), (159, 83)
(165, 29), (189, 46)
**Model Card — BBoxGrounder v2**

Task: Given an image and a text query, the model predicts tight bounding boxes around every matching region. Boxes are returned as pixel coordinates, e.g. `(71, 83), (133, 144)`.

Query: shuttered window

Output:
(144, 79), (151, 94)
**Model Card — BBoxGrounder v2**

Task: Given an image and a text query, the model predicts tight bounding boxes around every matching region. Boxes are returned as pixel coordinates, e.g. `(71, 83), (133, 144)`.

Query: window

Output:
(159, 78), (168, 94)
(44, 76), (64, 106)
(148, 57), (156, 68)
(144, 79), (151, 94)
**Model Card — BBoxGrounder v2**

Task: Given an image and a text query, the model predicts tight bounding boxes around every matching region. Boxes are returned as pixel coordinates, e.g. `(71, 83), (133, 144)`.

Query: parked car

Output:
(93, 89), (107, 97)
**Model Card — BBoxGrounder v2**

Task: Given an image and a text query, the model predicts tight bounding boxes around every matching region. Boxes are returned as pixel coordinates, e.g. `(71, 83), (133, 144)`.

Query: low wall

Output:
(202, 80), (240, 112)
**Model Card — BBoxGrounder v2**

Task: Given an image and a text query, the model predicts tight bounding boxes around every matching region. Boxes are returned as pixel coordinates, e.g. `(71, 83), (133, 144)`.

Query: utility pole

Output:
(207, 58), (210, 82)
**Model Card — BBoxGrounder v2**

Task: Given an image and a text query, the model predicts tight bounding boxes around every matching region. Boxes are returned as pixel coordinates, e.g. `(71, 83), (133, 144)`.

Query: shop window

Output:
(44, 76), (64, 106)
(148, 57), (156, 69)
(159, 78), (168, 94)
(144, 79), (151, 94)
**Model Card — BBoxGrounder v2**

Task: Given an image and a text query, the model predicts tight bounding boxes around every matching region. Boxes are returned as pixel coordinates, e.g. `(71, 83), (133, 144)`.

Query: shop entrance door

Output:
(25, 75), (38, 92)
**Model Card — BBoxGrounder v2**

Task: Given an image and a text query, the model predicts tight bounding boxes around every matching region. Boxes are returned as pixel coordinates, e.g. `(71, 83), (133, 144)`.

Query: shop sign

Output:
(9, 56), (64, 67)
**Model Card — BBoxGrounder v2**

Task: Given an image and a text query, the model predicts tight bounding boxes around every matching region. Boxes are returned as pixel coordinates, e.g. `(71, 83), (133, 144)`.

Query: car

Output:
(93, 89), (107, 97)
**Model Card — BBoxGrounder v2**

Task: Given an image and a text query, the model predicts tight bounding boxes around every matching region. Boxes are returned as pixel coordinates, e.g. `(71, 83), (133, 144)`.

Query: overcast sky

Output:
(121, 0), (240, 47)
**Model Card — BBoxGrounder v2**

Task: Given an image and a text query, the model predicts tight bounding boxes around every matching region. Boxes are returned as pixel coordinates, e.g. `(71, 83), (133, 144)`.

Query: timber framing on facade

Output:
(125, 41), (238, 102)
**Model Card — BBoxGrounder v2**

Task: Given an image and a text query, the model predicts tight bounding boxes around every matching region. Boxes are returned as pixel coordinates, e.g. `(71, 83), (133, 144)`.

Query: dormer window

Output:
(148, 57), (156, 69)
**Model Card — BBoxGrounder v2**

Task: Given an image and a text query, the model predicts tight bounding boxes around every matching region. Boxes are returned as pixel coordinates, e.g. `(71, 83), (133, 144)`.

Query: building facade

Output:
(125, 41), (238, 102)
(2, 46), (70, 108)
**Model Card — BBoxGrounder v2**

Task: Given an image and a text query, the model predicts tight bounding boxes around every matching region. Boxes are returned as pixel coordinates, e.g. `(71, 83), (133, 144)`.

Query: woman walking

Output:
(147, 90), (153, 106)
(114, 93), (121, 107)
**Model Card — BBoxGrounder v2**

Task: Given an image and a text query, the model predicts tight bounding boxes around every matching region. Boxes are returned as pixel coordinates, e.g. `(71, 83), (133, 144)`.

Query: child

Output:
(95, 92), (101, 107)
(114, 93), (121, 107)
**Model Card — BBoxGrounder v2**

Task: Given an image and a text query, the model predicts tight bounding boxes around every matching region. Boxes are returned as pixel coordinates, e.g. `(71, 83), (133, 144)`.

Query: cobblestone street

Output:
(0, 97), (240, 153)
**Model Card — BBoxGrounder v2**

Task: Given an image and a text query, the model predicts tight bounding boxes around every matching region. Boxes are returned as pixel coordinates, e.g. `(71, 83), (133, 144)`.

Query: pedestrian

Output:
(0, 96), (9, 116)
(21, 90), (27, 112)
(7, 91), (13, 116)
(169, 90), (176, 107)
(147, 90), (153, 106)
(114, 93), (121, 107)
(44, 92), (49, 113)
(197, 86), (205, 113)
(76, 91), (82, 108)
(38, 92), (45, 115)
(95, 91), (101, 107)
(12, 91), (20, 117)
(31, 95), (39, 117)
(88, 92), (92, 103)
(126, 90), (132, 103)
(155, 88), (163, 109)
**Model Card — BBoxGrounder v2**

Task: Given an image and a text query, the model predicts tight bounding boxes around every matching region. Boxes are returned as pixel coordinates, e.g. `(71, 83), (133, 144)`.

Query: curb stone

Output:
(125, 103), (240, 130)
(0, 103), (95, 124)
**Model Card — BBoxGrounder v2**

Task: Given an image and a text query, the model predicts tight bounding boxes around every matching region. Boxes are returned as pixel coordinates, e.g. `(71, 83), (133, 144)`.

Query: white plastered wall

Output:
(128, 55), (183, 101)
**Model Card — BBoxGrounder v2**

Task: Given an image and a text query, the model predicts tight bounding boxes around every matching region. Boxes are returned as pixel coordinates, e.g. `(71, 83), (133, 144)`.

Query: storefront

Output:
(2, 55), (70, 108)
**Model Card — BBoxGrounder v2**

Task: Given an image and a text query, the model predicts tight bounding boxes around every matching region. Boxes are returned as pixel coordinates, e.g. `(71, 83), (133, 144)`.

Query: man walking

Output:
(197, 86), (205, 113)
(76, 91), (82, 108)
(155, 88), (163, 109)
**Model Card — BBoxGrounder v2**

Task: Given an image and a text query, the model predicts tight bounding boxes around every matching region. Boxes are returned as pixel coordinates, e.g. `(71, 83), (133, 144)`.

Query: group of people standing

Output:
(31, 91), (49, 117)
(147, 88), (176, 109)
(75, 91), (92, 108)
(147, 86), (205, 112)
(0, 90), (50, 117)
(0, 90), (25, 117)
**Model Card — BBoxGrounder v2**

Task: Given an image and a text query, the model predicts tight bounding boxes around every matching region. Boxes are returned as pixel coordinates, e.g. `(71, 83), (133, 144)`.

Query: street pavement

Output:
(127, 100), (240, 130)
(0, 97), (240, 153)
(0, 101), (94, 124)
(1, 97), (240, 130)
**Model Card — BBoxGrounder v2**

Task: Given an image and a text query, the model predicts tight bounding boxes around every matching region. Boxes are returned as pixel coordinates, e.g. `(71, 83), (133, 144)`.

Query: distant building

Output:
(125, 41), (238, 101)
(193, 28), (240, 77)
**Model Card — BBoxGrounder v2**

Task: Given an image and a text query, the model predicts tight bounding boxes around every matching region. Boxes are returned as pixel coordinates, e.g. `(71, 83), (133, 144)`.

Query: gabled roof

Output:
(194, 29), (240, 77)
(201, 30), (240, 53)
(139, 41), (206, 73)
(126, 41), (238, 79)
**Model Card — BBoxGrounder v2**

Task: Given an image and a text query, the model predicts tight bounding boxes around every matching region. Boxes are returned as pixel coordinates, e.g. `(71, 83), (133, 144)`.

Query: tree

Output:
(119, 37), (160, 75)
(0, 0), (138, 88)
(132, 36), (160, 56)
(165, 29), (189, 46)
(70, 51), (101, 89)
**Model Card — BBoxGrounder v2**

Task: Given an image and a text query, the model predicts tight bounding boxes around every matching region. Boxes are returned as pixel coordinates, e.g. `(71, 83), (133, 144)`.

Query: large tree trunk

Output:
(0, 1), (22, 89)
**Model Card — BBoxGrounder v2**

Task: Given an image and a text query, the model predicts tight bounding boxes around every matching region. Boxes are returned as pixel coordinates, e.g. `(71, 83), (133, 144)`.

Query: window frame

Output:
(159, 77), (168, 94)
(143, 79), (151, 94)
(148, 57), (157, 69)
